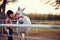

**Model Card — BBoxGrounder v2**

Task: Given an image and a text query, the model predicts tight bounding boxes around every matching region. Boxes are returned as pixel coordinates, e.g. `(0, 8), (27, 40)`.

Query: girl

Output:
(5, 10), (14, 40)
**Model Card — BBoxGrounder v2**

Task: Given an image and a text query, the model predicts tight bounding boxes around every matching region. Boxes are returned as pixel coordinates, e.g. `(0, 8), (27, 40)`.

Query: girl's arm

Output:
(5, 19), (10, 31)
(13, 13), (18, 18)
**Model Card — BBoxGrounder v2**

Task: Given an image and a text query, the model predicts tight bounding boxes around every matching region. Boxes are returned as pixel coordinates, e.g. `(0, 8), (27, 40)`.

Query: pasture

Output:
(0, 28), (60, 40)
(0, 20), (60, 40)
(31, 20), (60, 25)
(27, 20), (60, 40)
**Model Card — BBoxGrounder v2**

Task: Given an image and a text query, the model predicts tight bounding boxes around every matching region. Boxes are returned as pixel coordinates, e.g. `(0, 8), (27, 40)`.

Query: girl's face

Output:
(10, 13), (13, 18)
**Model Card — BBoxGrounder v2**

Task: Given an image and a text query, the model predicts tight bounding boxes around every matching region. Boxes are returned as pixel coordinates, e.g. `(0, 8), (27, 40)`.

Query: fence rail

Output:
(0, 24), (60, 40)
(0, 24), (60, 28)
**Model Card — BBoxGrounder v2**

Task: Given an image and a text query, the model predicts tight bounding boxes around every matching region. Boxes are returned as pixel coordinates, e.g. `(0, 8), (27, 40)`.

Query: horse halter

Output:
(18, 16), (23, 19)
(18, 16), (24, 24)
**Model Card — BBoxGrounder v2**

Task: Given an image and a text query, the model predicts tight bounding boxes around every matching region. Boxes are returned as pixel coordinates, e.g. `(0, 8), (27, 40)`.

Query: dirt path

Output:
(0, 32), (60, 40)
(28, 32), (60, 40)
(0, 29), (60, 40)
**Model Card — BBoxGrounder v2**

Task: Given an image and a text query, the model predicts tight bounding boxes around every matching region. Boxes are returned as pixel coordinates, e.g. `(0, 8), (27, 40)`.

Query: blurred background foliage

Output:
(25, 13), (60, 20)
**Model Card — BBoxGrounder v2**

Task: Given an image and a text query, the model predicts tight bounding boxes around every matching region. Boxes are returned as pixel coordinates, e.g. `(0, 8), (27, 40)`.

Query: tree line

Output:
(25, 13), (60, 20)
(1, 13), (60, 20)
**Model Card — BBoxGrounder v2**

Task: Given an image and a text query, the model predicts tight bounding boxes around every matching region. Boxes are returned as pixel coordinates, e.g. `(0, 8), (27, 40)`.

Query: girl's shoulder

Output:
(6, 18), (10, 21)
(6, 18), (11, 24)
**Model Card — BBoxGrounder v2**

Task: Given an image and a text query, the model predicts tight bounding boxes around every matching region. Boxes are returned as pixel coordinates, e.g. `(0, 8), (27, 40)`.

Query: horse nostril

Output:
(19, 20), (24, 24)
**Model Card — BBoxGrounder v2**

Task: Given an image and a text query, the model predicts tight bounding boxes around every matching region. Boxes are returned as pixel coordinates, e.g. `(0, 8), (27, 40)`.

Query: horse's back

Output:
(23, 16), (31, 24)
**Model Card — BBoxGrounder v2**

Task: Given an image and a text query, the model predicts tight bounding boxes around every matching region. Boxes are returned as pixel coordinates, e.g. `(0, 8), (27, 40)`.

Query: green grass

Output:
(29, 28), (60, 34)
(31, 20), (60, 25)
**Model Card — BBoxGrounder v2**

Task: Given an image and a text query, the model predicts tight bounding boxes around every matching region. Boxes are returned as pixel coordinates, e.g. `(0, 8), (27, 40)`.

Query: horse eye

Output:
(18, 13), (19, 15)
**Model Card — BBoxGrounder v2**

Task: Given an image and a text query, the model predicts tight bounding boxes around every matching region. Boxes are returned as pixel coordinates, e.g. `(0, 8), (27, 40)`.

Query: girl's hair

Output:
(7, 10), (13, 17)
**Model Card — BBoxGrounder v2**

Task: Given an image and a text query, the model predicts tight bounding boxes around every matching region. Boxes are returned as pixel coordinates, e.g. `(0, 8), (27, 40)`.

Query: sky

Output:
(5, 0), (60, 15)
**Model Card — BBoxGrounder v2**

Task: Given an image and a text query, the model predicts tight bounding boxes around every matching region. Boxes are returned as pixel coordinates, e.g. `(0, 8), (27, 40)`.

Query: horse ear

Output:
(23, 8), (25, 10)
(18, 7), (20, 10)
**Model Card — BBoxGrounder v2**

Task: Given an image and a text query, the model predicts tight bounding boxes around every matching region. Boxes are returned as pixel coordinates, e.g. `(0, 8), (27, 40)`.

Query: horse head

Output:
(16, 7), (25, 24)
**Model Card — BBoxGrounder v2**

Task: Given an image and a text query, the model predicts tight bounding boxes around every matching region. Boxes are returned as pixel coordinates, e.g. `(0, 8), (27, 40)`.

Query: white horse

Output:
(16, 7), (31, 40)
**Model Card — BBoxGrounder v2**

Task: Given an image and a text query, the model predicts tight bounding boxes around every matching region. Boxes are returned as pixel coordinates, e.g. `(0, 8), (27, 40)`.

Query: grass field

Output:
(0, 28), (60, 40)
(29, 28), (60, 34)
(28, 28), (60, 40)
(0, 20), (60, 40)
(31, 20), (60, 25)
(29, 20), (60, 40)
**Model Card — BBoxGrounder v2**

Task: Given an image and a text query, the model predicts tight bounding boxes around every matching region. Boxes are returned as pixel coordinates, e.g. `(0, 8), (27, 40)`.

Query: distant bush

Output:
(25, 13), (60, 20)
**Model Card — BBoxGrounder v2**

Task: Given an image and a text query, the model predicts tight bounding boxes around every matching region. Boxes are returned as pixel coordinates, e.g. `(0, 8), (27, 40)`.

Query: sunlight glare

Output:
(6, 0), (57, 14)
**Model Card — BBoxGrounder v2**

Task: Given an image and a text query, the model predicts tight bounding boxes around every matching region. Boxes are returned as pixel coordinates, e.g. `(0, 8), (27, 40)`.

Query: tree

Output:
(0, 0), (17, 19)
(55, 0), (60, 9)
